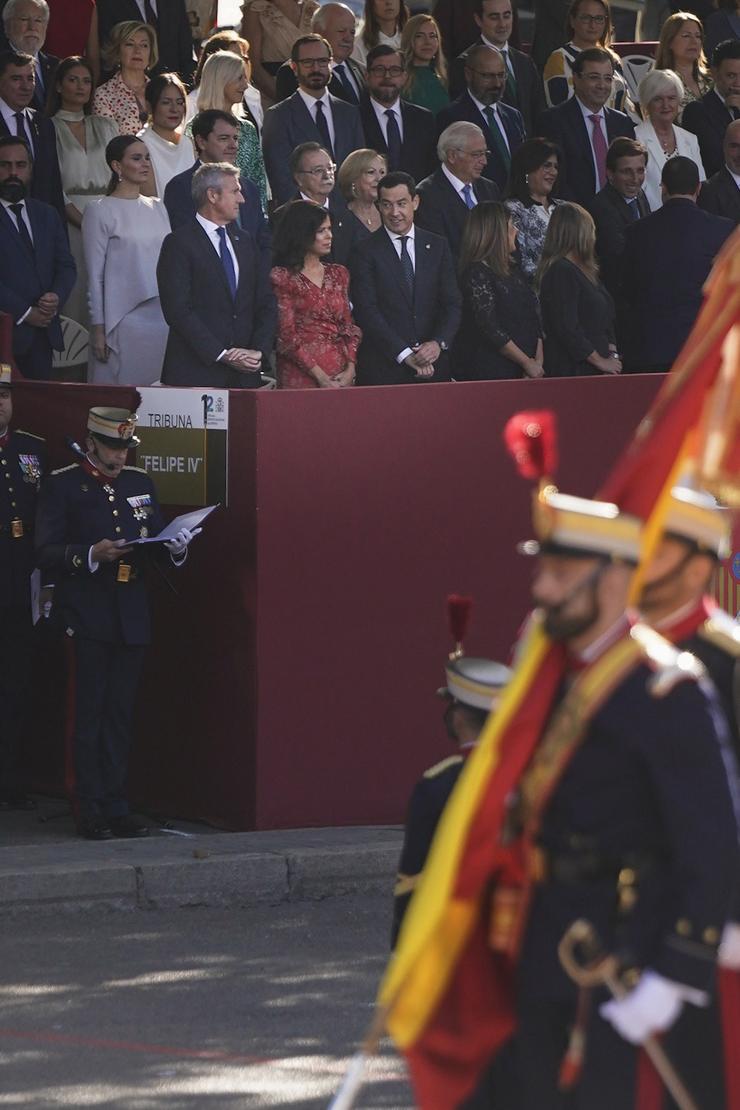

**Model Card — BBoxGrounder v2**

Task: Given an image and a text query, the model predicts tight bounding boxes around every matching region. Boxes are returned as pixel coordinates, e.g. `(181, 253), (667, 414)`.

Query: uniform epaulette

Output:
(630, 622), (705, 697)
(423, 754), (464, 779)
(15, 429), (45, 440)
(50, 463), (78, 476)
(123, 465), (149, 474)
(698, 609), (740, 658)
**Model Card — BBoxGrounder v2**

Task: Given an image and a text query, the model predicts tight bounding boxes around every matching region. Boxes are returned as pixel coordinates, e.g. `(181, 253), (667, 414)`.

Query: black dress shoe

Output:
(0, 791), (37, 811)
(78, 817), (114, 841)
(109, 815), (149, 838)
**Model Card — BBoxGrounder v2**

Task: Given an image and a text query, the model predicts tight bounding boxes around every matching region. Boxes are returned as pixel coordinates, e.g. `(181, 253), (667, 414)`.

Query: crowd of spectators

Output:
(0, 0), (738, 389)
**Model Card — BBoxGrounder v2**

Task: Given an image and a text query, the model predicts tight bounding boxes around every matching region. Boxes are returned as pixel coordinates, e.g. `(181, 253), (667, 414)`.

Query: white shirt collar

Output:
(726, 165), (740, 188)
(441, 163), (471, 194)
(0, 197), (25, 211)
(469, 90), (496, 116)
(298, 87), (331, 112)
(0, 95), (29, 119)
(481, 33), (507, 52)
(299, 191), (330, 208)
(385, 224), (415, 244)
(576, 97), (605, 122)
(196, 212), (228, 237)
(372, 94), (400, 116)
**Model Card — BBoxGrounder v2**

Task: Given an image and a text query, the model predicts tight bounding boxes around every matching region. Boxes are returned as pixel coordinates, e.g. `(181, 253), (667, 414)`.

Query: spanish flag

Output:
(374, 230), (740, 1109)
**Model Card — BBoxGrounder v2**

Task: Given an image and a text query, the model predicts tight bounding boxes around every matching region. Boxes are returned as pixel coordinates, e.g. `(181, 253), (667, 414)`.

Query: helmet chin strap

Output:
(639, 547), (698, 604)
(542, 558), (609, 619)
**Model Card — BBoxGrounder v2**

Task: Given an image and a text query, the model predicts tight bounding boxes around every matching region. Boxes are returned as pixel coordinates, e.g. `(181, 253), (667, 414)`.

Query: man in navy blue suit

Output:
(621, 157), (733, 373)
(163, 109), (270, 256)
(0, 50), (64, 220)
(261, 33), (364, 206)
(0, 136), (75, 379)
(349, 171), (462, 386)
(358, 45), (438, 185)
(537, 47), (635, 209)
(436, 43), (525, 191)
(2, 0), (57, 110)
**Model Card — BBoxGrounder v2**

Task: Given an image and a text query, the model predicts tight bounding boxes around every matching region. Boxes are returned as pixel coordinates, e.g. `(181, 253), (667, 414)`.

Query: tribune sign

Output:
(135, 388), (229, 506)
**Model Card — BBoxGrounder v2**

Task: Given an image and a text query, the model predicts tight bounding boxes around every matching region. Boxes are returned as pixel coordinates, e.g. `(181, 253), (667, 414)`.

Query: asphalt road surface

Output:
(0, 897), (414, 1108)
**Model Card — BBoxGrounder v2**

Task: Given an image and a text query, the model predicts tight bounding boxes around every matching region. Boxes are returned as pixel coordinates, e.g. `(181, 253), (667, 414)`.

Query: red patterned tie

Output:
(588, 113), (608, 189)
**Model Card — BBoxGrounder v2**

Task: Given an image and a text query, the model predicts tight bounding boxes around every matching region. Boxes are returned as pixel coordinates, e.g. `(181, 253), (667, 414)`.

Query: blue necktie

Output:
(334, 63), (359, 105)
(217, 226), (237, 298)
(314, 100), (334, 158)
(385, 109), (402, 171)
(398, 235), (414, 295)
(462, 184), (475, 209)
(627, 198), (640, 221)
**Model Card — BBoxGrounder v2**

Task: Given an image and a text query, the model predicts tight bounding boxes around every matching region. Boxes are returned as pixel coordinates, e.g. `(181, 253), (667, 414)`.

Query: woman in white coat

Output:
(635, 68), (705, 211)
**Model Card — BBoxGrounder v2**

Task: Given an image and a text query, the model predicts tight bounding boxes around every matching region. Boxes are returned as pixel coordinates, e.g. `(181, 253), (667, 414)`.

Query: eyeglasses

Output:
(368, 65), (404, 77)
(457, 148), (490, 158)
(297, 57), (331, 68)
(575, 13), (607, 23)
(298, 163), (336, 177)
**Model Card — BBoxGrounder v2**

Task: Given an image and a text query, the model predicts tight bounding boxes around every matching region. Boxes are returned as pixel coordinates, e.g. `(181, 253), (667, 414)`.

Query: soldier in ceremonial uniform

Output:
(0, 362), (45, 808)
(35, 407), (199, 841)
(638, 484), (740, 1110)
(504, 487), (740, 1109)
(392, 647), (512, 948)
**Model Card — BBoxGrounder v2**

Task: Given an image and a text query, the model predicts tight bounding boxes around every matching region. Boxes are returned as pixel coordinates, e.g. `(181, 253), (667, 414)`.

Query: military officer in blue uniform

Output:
(35, 407), (199, 840)
(392, 648), (512, 948)
(0, 362), (46, 808)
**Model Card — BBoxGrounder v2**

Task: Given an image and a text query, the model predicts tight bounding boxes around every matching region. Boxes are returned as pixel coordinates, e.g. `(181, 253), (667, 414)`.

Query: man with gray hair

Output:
(157, 162), (276, 388)
(275, 2), (364, 104)
(416, 121), (499, 261)
(1, 0), (55, 109)
(437, 42), (525, 190)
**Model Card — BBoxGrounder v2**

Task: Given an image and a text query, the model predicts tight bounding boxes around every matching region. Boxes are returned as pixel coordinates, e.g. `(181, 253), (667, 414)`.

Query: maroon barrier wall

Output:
(13, 376), (662, 830)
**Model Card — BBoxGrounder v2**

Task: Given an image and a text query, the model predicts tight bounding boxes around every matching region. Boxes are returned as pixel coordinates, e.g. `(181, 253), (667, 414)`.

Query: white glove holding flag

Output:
(600, 971), (684, 1044)
(165, 526), (202, 558)
(719, 923), (740, 970)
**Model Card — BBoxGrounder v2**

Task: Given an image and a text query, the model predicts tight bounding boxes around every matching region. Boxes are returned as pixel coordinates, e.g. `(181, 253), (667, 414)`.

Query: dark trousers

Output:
(0, 603), (34, 791)
(14, 331), (55, 381)
(72, 637), (146, 819)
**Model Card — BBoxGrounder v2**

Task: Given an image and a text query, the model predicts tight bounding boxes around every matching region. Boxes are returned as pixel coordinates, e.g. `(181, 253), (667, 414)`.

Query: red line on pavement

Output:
(0, 1027), (270, 1064)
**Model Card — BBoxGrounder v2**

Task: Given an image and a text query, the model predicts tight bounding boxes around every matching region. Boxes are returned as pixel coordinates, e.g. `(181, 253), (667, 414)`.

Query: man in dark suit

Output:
(0, 50), (64, 220)
(271, 141), (361, 267)
(2, 0), (56, 110)
(158, 162), (276, 389)
(682, 40), (740, 179)
(163, 109), (270, 256)
(96, 0), (194, 84)
(262, 33), (364, 206)
(437, 43), (525, 191)
(698, 118), (740, 224)
(275, 3), (364, 105)
(416, 121), (499, 262)
(537, 47), (635, 208)
(449, 0), (545, 135)
(622, 157), (733, 373)
(349, 171), (462, 386)
(359, 45), (437, 184)
(0, 136), (75, 379)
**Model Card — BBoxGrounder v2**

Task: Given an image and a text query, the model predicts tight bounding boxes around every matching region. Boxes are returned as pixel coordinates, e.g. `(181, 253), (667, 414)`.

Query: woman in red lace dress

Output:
(270, 200), (361, 389)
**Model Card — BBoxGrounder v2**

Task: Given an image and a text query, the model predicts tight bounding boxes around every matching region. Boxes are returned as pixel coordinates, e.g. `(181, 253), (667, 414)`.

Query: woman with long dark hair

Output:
(455, 201), (542, 381)
(271, 200), (361, 389)
(504, 138), (564, 282)
(137, 73), (194, 198)
(352, 0), (409, 68)
(82, 135), (170, 385)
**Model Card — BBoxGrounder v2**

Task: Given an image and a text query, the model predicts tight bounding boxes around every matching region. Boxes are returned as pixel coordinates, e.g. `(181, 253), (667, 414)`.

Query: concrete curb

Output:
(0, 827), (403, 915)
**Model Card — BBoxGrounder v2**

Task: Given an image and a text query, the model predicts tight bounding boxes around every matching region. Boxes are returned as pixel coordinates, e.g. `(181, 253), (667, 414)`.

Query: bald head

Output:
(724, 119), (740, 176)
(312, 2), (355, 62)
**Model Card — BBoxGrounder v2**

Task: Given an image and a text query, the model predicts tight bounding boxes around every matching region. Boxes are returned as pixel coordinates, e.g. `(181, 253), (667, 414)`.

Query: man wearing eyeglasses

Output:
(437, 43), (525, 190)
(416, 121), (500, 263)
(262, 32), (365, 206)
(271, 141), (361, 266)
(359, 44), (437, 185)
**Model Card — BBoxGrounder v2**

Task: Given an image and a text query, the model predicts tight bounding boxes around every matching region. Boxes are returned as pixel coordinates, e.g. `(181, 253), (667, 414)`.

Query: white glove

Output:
(165, 526), (202, 556)
(719, 923), (740, 970)
(600, 971), (683, 1044)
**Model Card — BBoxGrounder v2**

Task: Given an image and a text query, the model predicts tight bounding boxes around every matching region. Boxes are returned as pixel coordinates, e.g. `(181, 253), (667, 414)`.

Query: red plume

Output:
(447, 594), (473, 646)
(503, 410), (558, 481)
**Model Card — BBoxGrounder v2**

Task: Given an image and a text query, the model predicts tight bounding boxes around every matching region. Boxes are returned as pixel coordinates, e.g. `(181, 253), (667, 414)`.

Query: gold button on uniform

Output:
(676, 919), (692, 937)
(703, 927), (720, 945)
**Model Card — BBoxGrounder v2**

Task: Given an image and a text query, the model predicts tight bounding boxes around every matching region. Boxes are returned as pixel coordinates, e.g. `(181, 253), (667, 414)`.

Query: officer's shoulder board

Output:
(699, 609), (740, 658)
(50, 463), (78, 476)
(15, 429), (45, 441)
(631, 622), (706, 698)
(123, 465), (150, 475)
(423, 754), (464, 779)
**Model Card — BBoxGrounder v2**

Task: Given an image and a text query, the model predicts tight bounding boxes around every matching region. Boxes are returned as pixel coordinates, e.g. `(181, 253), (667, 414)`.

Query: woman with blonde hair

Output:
(635, 68), (705, 210)
(92, 20), (158, 135)
(543, 0), (631, 113)
(455, 201), (542, 381)
(352, 0), (409, 68)
(655, 12), (711, 118)
(337, 148), (387, 233)
(399, 14), (449, 114)
(194, 50), (268, 212)
(536, 202), (620, 377)
(186, 29), (263, 134)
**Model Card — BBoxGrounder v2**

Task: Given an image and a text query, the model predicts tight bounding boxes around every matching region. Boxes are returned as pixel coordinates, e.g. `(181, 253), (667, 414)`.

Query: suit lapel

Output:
(412, 227), (432, 310)
(377, 227), (413, 307)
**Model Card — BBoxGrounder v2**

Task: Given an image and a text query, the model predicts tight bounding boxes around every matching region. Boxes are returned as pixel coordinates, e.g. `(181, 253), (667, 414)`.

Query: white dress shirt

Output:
(442, 163), (477, 206)
(0, 97), (34, 154)
(576, 97), (607, 190)
(385, 225), (416, 362)
(196, 212), (239, 362)
(469, 92), (510, 153)
(370, 96), (404, 143)
(297, 88), (336, 150)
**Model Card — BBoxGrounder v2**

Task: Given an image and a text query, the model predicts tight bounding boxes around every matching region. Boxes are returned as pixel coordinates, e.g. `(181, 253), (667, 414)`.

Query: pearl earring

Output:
(525, 173), (529, 185)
